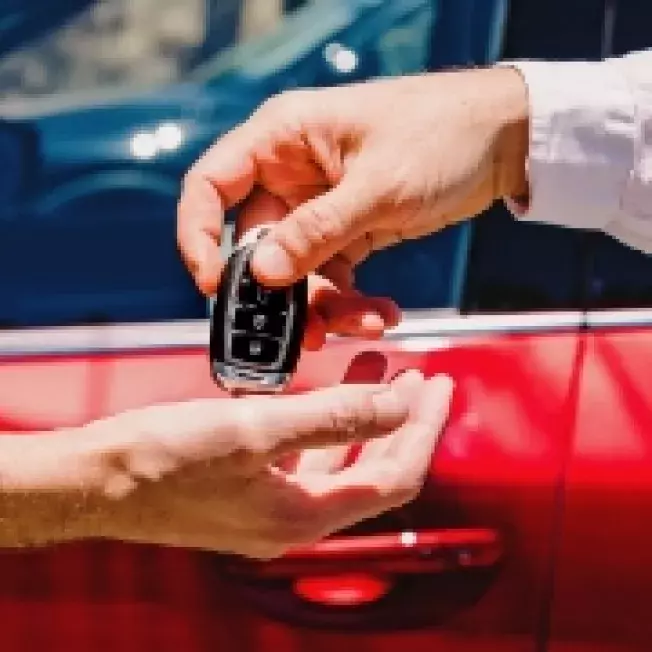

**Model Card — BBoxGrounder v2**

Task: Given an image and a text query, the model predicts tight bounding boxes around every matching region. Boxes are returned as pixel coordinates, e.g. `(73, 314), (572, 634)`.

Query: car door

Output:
(547, 4), (652, 650)
(549, 238), (652, 652)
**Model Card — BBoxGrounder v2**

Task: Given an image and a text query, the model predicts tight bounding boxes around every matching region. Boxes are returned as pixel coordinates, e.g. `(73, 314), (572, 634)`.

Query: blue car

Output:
(0, 0), (505, 327)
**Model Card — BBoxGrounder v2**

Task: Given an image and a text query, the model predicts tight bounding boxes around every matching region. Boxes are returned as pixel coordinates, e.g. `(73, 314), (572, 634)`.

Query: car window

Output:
(356, 225), (471, 311)
(461, 206), (587, 314)
(586, 232), (652, 310)
(0, 0), (443, 328)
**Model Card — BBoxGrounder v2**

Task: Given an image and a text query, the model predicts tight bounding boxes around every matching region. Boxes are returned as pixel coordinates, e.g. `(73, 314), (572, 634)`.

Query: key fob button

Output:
(231, 334), (280, 366)
(237, 271), (259, 305)
(233, 306), (286, 338)
(258, 286), (289, 312)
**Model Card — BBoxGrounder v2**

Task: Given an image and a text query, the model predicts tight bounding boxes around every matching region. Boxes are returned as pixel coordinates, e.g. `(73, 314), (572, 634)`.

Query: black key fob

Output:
(209, 226), (308, 394)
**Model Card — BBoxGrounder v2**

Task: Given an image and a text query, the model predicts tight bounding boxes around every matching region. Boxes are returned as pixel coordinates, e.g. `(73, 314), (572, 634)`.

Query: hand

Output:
(178, 66), (529, 307)
(224, 190), (400, 352)
(83, 370), (453, 559)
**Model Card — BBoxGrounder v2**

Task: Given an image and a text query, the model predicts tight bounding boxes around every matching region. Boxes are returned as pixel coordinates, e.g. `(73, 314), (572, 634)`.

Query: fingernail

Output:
(388, 369), (425, 408)
(414, 375), (455, 434)
(419, 375), (455, 417)
(391, 368), (424, 385)
(253, 241), (295, 282)
(428, 374), (454, 396)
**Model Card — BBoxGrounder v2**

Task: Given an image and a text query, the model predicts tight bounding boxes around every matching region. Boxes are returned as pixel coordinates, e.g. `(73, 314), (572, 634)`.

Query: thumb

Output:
(249, 372), (423, 456)
(251, 172), (376, 287)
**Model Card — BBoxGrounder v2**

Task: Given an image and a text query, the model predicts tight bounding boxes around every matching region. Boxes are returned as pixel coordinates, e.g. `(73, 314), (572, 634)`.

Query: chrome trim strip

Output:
(0, 309), (649, 358)
(586, 309), (652, 329)
(0, 311), (582, 358)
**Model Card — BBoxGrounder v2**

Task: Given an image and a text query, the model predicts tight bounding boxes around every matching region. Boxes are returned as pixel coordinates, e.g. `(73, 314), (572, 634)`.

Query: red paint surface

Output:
(0, 329), (580, 650)
(550, 327), (652, 652)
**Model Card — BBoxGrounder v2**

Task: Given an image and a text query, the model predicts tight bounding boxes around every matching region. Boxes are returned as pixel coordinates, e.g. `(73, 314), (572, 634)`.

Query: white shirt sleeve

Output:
(500, 49), (652, 254)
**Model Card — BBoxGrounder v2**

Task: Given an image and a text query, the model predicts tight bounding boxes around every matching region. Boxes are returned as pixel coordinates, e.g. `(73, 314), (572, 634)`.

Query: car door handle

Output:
(223, 528), (502, 579)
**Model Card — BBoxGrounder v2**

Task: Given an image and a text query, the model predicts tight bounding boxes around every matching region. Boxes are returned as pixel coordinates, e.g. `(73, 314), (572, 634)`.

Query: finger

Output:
(289, 349), (391, 475)
(176, 174), (226, 295)
(390, 373), (454, 471)
(294, 371), (424, 481)
(295, 374), (454, 533)
(236, 187), (288, 242)
(243, 372), (424, 455)
(343, 373), (454, 493)
(294, 446), (351, 475)
(318, 255), (355, 291)
(251, 170), (378, 287)
(177, 122), (261, 294)
(310, 271), (400, 338)
(355, 369), (427, 464)
(302, 305), (327, 351)
(315, 293), (400, 338)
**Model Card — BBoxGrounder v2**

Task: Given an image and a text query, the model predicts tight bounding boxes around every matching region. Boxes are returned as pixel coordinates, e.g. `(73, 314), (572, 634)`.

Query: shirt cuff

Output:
(498, 58), (637, 232)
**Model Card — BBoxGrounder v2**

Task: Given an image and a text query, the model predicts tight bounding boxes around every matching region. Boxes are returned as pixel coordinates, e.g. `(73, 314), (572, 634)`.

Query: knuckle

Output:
(296, 199), (345, 247)
(325, 390), (379, 439)
(257, 89), (303, 122)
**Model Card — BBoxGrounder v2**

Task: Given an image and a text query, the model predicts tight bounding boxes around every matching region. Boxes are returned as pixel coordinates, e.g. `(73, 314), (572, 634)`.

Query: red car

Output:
(1, 2), (651, 652)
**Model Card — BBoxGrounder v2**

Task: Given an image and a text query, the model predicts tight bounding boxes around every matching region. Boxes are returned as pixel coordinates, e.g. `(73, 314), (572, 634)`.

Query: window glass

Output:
(0, 0), (444, 328)
(587, 233), (652, 310)
(461, 205), (586, 314)
(612, 0), (652, 55)
(356, 225), (470, 311)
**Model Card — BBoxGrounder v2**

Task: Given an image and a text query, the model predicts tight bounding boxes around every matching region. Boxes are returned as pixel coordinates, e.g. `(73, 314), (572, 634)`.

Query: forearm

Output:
(0, 429), (106, 548)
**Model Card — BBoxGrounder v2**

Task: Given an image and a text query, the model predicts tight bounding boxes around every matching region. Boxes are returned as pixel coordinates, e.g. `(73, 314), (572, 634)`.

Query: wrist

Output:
(489, 66), (530, 201)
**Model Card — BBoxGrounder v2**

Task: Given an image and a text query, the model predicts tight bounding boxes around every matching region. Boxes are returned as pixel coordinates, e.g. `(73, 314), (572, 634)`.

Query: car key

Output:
(209, 224), (308, 395)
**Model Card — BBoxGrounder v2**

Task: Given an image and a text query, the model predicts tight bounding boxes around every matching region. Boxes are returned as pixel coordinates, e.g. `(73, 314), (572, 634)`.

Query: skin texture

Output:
(177, 65), (529, 340)
(0, 369), (452, 559)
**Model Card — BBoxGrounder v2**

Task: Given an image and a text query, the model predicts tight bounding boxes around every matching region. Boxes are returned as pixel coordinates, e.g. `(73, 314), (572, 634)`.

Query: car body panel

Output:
(0, 313), (580, 650)
(550, 318), (652, 652)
